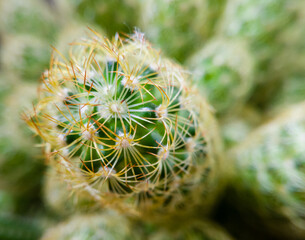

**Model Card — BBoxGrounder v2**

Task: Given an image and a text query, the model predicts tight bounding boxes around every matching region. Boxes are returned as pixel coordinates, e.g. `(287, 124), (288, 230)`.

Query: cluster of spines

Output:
(25, 31), (212, 211)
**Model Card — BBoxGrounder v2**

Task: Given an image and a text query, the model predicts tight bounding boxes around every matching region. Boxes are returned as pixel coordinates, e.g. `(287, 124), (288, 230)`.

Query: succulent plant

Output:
(41, 211), (136, 240)
(25, 30), (222, 217)
(231, 101), (305, 239)
(140, 0), (226, 62)
(187, 38), (254, 115)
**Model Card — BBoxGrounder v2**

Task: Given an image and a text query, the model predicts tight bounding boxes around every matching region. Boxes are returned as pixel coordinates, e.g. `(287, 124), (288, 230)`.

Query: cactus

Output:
(187, 38), (254, 115)
(230, 101), (305, 238)
(25, 30), (222, 217)
(140, 0), (226, 62)
(41, 211), (136, 240)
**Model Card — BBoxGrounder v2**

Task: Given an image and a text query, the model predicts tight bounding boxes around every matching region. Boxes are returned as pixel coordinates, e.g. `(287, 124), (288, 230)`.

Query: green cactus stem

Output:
(25, 30), (222, 218)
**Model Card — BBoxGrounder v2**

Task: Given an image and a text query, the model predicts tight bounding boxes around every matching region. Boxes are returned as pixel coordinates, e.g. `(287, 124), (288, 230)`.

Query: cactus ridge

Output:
(25, 31), (214, 210)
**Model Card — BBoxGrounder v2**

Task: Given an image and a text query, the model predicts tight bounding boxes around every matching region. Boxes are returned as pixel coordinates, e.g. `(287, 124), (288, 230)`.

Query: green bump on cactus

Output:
(187, 38), (254, 114)
(140, 0), (226, 62)
(41, 212), (136, 240)
(25, 30), (222, 216)
(231, 101), (305, 237)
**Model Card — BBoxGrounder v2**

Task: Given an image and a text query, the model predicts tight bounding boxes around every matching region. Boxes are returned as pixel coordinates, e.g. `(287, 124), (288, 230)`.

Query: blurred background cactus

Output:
(230, 102), (305, 239)
(1, 0), (305, 239)
(139, 0), (226, 62)
(41, 211), (135, 240)
(187, 38), (254, 115)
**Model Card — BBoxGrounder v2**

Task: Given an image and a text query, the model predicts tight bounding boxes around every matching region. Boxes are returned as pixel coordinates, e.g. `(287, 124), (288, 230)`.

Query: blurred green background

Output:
(0, 0), (304, 239)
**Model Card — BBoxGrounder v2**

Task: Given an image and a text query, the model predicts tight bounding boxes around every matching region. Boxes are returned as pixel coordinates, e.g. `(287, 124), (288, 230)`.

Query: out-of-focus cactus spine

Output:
(140, 0), (226, 62)
(43, 165), (98, 216)
(187, 38), (254, 115)
(231, 101), (305, 239)
(25, 30), (223, 218)
(41, 211), (136, 240)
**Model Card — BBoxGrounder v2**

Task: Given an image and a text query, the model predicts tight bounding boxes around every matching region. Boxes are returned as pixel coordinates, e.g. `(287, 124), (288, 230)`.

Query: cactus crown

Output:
(26, 30), (212, 209)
